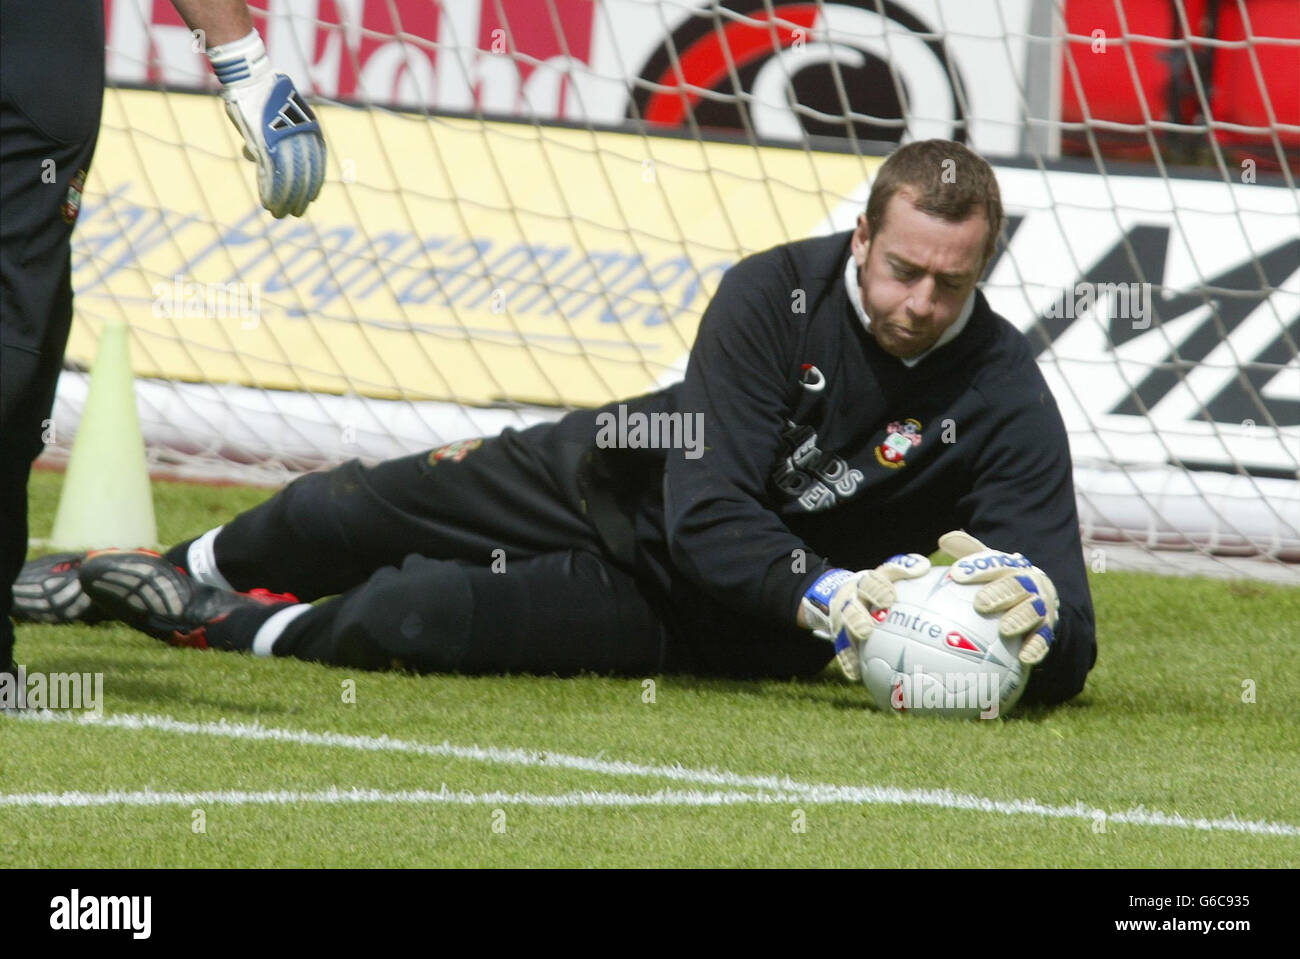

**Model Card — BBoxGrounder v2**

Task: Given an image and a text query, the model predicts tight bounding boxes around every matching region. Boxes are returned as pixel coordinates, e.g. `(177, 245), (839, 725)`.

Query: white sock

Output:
(187, 527), (233, 590)
(251, 604), (312, 657)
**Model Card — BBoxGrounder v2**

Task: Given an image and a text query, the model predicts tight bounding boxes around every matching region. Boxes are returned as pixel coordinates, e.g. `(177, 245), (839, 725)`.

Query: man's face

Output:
(851, 190), (989, 359)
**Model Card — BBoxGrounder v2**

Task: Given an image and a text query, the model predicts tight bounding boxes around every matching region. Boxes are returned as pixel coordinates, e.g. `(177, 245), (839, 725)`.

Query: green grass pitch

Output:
(3, 468), (1298, 867)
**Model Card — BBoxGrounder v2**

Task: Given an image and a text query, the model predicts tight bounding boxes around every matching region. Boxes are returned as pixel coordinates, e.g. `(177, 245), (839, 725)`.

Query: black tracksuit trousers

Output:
(167, 420), (833, 680)
(1, 3), (105, 671)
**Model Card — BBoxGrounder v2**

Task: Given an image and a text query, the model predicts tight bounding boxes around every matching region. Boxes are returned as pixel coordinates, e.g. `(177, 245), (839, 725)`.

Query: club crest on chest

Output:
(875, 418), (923, 469)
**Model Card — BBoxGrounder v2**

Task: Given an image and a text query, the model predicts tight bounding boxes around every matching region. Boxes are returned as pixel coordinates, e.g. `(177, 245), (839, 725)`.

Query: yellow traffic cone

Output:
(49, 320), (157, 549)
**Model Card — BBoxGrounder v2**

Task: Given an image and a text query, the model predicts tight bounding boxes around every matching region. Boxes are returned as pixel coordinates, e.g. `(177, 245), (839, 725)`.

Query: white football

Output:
(859, 565), (1031, 719)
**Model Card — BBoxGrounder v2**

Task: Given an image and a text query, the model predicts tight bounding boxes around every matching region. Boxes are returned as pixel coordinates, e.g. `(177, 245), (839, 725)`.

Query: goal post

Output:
(50, 0), (1299, 580)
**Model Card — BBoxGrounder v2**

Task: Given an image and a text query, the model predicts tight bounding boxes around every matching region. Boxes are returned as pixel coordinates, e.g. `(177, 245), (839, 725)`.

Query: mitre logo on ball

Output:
(859, 565), (1031, 719)
(945, 630), (981, 653)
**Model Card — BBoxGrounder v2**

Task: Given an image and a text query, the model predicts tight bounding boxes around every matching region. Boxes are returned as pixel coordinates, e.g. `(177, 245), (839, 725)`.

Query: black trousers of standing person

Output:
(1, 2), (105, 672)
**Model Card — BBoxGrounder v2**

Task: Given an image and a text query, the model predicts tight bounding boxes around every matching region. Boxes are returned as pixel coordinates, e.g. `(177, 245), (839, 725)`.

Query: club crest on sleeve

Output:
(61, 169), (87, 224)
(428, 438), (483, 465)
(874, 418), (923, 469)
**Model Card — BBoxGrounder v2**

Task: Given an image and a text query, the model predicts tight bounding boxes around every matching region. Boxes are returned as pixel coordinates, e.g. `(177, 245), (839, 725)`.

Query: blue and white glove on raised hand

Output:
(207, 30), (326, 218)
(801, 554), (931, 680)
(939, 530), (1059, 666)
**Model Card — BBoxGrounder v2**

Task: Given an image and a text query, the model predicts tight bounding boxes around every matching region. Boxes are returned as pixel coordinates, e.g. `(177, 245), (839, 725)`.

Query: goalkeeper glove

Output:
(801, 554), (931, 681)
(938, 530), (1059, 666)
(207, 30), (326, 218)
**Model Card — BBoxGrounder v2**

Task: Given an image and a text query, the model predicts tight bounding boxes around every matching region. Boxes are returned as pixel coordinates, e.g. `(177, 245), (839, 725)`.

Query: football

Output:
(859, 565), (1031, 719)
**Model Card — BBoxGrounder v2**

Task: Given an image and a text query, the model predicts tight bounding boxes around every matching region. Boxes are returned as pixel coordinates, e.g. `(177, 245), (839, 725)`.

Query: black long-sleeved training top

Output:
(575, 230), (1096, 704)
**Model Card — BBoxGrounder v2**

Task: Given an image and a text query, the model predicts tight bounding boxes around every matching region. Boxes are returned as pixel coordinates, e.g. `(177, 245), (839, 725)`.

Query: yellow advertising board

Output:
(70, 89), (875, 408)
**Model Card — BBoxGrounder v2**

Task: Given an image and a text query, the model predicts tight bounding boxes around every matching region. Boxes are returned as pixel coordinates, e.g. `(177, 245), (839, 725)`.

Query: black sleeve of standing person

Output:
(663, 250), (831, 627)
(956, 376), (1097, 705)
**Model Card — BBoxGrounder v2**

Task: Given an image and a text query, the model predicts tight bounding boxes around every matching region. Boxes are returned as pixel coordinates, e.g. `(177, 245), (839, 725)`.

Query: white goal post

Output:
(47, 0), (1300, 581)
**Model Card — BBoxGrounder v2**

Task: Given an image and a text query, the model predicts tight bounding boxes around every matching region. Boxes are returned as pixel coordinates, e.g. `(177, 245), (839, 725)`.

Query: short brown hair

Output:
(866, 140), (1004, 267)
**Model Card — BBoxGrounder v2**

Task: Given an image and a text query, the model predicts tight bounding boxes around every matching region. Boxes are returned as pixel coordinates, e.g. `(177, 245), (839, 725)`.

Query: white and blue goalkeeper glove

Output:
(207, 30), (325, 218)
(801, 554), (931, 680)
(939, 530), (1059, 666)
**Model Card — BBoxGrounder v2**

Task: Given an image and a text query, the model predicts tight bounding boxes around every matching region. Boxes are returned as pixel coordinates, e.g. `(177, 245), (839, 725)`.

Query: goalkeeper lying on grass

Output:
(14, 140), (1096, 706)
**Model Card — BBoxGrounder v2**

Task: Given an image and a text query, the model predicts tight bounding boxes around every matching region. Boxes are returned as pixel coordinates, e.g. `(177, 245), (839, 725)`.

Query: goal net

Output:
(50, 0), (1300, 581)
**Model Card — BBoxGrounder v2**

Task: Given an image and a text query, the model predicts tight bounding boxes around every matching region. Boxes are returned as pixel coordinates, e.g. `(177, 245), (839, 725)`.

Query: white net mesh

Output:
(45, 0), (1300, 580)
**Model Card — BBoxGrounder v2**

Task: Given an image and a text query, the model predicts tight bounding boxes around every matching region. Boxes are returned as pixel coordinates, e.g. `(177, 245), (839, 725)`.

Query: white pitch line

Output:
(0, 786), (853, 809)
(6, 709), (1300, 838)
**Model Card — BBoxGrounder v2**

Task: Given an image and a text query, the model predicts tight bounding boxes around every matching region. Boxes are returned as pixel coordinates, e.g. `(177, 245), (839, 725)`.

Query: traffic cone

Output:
(49, 320), (157, 549)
